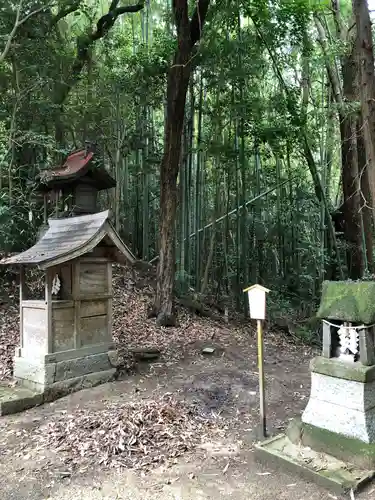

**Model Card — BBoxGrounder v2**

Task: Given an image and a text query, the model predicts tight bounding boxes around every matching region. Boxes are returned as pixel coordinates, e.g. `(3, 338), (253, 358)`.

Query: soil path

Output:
(0, 330), (371, 500)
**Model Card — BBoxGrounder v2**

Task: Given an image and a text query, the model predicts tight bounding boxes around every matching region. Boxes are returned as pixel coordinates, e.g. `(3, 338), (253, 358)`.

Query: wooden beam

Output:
(72, 260), (81, 349)
(45, 269), (53, 353)
(107, 262), (113, 343)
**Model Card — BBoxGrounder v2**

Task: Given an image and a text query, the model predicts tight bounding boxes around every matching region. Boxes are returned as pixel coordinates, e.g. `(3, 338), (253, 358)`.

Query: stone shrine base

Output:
(302, 356), (375, 443)
(255, 433), (375, 495)
(255, 355), (375, 494)
(255, 416), (375, 494)
(0, 345), (121, 416)
(288, 417), (375, 469)
(255, 434), (375, 495)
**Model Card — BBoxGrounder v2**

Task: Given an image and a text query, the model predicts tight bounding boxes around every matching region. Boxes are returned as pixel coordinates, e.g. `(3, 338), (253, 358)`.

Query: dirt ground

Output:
(0, 326), (373, 500)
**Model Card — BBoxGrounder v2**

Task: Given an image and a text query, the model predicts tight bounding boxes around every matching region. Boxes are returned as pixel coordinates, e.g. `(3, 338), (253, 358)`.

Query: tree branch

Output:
(0, 0), (55, 63)
(50, 0), (82, 27)
(172, 0), (190, 37)
(109, 0), (120, 10)
(331, 0), (343, 39)
(314, 14), (343, 108)
(116, 3), (146, 15)
(190, 0), (210, 46)
(171, 0), (210, 50)
(93, 0), (145, 40)
(54, 1), (145, 106)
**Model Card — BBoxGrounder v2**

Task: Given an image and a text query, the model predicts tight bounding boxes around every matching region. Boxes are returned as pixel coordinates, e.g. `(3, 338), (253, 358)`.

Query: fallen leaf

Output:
(54, 471), (71, 478)
(165, 477), (179, 485)
(22, 394), (221, 473)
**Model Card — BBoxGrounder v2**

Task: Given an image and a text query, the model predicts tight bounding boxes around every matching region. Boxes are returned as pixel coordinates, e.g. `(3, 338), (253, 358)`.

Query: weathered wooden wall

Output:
(20, 256), (113, 358)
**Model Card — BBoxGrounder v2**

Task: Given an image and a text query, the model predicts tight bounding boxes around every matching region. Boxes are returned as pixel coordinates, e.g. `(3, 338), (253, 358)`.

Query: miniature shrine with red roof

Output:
(36, 142), (116, 218)
(0, 145), (136, 413)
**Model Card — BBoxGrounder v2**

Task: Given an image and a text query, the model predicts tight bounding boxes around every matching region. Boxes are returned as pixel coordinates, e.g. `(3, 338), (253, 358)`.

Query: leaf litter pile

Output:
(111, 265), (233, 363)
(25, 394), (221, 471)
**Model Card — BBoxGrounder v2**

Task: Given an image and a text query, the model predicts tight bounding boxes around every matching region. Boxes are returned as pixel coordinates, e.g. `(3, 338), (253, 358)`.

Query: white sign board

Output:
(243, 284), (270, 320)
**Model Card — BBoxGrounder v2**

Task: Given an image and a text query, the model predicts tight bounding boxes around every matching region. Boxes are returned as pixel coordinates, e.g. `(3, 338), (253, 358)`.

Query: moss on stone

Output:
(255, 434), (374, 495)
(317, 280), (375, 324)
(310, 356), (375, 382)
(287, 417), (375, 469)
(318, 469), (356, 491)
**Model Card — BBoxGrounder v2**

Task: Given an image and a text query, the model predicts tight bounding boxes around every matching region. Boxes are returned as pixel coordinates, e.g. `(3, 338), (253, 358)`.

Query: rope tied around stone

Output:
(322, 319), (375, 330)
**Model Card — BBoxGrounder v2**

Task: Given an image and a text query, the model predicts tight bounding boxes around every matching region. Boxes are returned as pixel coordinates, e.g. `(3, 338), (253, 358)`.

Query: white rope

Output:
(322, 319), (375, 330)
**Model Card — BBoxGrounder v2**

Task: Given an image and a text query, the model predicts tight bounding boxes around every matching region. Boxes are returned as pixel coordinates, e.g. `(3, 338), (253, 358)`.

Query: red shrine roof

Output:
(37, 149), (116, 191)
(49, 149), (94, 178)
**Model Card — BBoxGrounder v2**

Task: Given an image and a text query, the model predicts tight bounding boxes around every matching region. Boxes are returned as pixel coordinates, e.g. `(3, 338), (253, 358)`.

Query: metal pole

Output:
(257, 319), (266, 437)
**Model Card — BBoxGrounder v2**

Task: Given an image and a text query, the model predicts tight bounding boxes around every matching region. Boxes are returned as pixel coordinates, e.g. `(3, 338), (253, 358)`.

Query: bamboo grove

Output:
(0, 0), (374, 322)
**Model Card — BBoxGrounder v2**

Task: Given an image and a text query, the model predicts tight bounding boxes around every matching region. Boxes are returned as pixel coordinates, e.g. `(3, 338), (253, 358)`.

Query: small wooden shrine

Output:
(1, 147), (135, 398)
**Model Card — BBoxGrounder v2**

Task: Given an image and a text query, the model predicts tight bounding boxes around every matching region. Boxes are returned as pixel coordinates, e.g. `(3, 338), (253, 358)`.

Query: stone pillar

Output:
(359, 326), (375, 366)
(322, 321), (332, 358)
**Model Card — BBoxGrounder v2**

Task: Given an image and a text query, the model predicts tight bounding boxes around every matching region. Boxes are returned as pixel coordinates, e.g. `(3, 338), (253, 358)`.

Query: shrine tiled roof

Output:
(0, 211), (135, 268)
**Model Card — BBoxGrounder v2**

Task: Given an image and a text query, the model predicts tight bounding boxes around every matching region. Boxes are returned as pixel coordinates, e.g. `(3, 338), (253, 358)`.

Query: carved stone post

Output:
(359, 326), (375, 366)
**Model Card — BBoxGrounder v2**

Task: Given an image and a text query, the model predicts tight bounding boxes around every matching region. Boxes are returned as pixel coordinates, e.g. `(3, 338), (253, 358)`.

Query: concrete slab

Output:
(0, 385), (43, 416)
(254, 433), (375, 495)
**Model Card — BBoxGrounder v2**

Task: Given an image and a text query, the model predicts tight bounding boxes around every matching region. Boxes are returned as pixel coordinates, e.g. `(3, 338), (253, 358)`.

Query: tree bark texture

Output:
(317, 10), (364, 278)
(353, 0), (375, 211)
(357, 118), (374, 271)
(152, 0), (210, 326)
(340, 48), (364, 278)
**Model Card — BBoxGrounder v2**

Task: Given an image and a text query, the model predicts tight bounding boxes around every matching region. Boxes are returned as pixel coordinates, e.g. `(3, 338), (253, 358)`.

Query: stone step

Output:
(255, 433), (375, 495)
(0, 384), (43, 416)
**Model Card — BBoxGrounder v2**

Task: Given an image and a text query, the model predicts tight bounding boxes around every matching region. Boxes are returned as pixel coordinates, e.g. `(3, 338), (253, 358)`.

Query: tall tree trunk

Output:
(195, 73), (204, 289)
(340, 50), (364, 278)
(186, 82), (194, 277)
(358, 116), (374, 271)
(316, 10), (364, 278)
(151, 0), (210, 326)
(353, 0), (375, 209)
